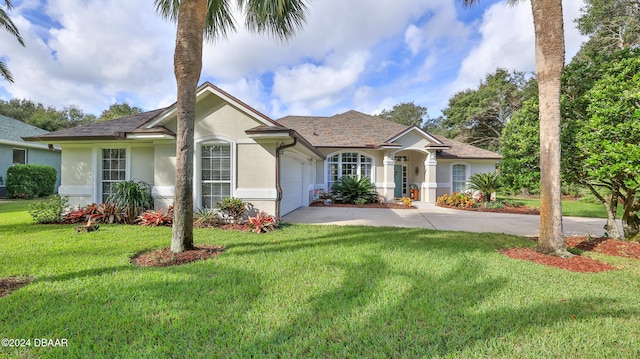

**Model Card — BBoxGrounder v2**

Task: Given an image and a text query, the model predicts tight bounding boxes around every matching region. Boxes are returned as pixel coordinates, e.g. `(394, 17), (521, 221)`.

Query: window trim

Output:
(99, 147), (130, 203)
(324, 151), (375, 190)
(450, 162), (471, 194)
(12, 148), (27, 164)
(194, 136), (236, 209)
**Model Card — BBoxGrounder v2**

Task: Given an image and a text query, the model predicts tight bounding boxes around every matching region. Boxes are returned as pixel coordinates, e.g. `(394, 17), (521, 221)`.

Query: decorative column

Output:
(422, 150), (438, 202)
(382, 151), (396, 202)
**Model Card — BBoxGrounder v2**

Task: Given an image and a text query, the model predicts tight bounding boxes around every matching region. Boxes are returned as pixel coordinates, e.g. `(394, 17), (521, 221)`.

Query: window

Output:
(102, 149), (126, 203)
(12, 149), (26, 164)
(452, 164), (467, 193)
(327, 152), (373, 190)
(201, 144), (231, 208)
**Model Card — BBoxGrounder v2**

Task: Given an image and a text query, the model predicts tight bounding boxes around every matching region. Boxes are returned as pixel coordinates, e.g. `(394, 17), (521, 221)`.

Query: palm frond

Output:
(0, 60), (14, 83)
(154, 0), (237, 41)
(203, 0), (236, 41)
(240, 0), (308, 41)
(0, 3), (24, 46)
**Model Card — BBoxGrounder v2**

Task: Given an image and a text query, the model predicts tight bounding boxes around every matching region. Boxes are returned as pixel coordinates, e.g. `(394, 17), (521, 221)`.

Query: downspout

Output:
(275, 134), (297, 218)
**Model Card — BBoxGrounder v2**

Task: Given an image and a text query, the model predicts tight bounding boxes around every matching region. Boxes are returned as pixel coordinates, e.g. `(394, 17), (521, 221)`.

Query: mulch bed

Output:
(310, 201), (412, 209)
(0, 275), (34, 298)
(502, 236), (640, 273)
(437, 204), (540, 215)
(130, 245), (225, 267)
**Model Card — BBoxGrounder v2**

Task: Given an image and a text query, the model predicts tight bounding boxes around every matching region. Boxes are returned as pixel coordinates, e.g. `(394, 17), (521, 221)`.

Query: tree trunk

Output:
(621, 188), (639, 240)
(532, 0), (571, 257)
(171, 0), (207, 253)
(586, 183), (623, 239)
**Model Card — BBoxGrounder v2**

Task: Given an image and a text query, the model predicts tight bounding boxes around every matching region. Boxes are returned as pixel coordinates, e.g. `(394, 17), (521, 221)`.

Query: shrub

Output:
(28, 195), (68, 223)
(193, 208), (221, 228)
(467, 172), (503, 203)
(217, 197), (246, 222)
(437, 192), (477, 209)
(137, 206), (173, 227)
(248, 212), (279, 233)
(331, 176), (378, 204)
(107, 180), (154, 224)
(402, 197), (412, 207)
(6, 164), (57, 199)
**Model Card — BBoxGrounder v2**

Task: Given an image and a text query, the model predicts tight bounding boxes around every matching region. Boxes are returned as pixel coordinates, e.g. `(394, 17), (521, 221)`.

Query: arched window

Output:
(327, 152), (373, 190)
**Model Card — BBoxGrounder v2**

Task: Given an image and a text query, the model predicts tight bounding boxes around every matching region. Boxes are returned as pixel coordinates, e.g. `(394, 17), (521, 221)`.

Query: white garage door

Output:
(281, 154), (304, 216)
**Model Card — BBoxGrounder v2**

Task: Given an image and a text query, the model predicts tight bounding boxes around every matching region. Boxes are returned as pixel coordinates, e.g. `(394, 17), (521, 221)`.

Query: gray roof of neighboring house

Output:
(22, 108), (171, 141)
(0, 114), (50, 143)
(278, 110), (411, 148)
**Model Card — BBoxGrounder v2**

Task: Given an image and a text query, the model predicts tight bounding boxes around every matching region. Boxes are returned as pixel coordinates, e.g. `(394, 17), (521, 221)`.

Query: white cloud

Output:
(404, 25), (422, 56)
(1, 0), (176, 114)
(449, 0), (587, 96)
(0, 0), (589, 121)
(271, 51), (369, 111)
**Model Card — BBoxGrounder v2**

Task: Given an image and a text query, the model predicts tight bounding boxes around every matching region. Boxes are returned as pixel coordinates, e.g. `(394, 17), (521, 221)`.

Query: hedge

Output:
(6, 164), (57, 199)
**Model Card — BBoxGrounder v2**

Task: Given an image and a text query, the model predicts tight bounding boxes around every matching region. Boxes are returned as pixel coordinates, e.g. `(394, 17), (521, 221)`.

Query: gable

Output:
(145, 82), (282, 133)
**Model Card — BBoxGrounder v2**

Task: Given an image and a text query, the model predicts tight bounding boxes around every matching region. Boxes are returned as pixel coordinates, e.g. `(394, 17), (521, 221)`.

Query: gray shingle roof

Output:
(22, 108), (170, 141)
(278, 110), (410, 148)
(0, 115), (50, 143)
(435, 135), (502, 160)
(278, 110), (500, 159)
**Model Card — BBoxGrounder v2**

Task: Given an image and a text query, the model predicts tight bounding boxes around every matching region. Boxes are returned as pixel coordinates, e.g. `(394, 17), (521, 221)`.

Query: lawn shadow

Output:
(232, 247), (638, 357)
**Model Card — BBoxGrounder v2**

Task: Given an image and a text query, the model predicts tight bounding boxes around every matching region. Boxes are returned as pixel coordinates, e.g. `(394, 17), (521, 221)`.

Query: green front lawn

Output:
(1, 201), (639, 358)
(504, 197), (622, 218)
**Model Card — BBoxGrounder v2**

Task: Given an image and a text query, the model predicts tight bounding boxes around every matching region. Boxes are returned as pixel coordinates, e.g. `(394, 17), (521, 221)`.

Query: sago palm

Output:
(153, 0), (309, 253)
(467, 172), (503, 203)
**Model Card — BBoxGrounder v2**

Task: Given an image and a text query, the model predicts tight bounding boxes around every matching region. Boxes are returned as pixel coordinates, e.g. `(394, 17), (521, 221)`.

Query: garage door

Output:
(281, 154), (304, 216)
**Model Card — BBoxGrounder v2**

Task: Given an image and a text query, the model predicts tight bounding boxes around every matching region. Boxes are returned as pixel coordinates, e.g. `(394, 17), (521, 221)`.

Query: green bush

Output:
(106, 180), (154, 224)
(6, 164), (57, 199)
(331, 176), (378, 204)
(28, 195), (68, 223)
(436, 193), (477, 209)
(217, 197), (246, 222)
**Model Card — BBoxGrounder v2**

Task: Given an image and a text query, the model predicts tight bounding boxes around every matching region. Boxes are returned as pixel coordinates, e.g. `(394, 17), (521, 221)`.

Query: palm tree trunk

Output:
(531, 0), (571, 257)
(171, 0), (208, 253)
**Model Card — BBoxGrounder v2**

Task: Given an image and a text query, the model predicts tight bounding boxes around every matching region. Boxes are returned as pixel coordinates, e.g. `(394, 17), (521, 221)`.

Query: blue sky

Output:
(0, 0), (586, 120)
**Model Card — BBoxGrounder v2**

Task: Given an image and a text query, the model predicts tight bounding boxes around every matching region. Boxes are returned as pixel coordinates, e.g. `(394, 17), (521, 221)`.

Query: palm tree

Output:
(462, 0), (570, 256)
(1, 0), (25, 83)
(154, 0), (309, 253)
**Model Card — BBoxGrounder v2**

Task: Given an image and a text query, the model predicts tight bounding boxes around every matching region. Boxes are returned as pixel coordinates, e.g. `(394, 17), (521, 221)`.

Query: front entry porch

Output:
(382, 149), (438, 203)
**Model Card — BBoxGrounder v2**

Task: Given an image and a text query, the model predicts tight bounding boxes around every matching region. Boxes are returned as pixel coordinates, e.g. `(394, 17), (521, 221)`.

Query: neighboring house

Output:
(24, 82), (500, 216)
(0, 115), (61, 198)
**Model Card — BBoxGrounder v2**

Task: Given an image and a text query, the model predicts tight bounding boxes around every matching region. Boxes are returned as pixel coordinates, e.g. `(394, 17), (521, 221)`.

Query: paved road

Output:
(282, 202), (611, 237)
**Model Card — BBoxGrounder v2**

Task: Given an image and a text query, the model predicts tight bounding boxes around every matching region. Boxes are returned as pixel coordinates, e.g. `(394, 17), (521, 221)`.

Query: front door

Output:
(394, 165), (404, 198)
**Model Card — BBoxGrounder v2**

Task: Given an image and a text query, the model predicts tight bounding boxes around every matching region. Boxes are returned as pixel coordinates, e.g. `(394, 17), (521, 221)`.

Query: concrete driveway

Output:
(282, 202), (610, 237)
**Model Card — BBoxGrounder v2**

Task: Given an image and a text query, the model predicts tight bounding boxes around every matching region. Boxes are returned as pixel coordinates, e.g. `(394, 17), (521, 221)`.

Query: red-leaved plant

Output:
(136, 206), (174, 227)
(248, 212), (279, 233)
(62, 203), (124, 224)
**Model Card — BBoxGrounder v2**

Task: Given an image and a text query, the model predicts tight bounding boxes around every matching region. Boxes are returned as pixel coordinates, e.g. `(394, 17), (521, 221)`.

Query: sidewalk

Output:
(282, 202), (610, 237)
